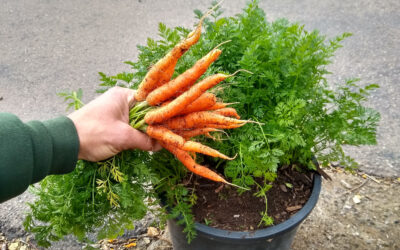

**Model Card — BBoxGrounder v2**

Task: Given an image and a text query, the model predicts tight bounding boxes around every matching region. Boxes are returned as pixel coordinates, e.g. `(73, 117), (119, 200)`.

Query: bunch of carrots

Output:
(130, 6), (252, 188)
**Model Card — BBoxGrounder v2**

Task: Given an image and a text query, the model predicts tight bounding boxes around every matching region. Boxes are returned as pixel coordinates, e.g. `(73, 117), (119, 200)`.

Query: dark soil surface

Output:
(192, 166), (314, 231)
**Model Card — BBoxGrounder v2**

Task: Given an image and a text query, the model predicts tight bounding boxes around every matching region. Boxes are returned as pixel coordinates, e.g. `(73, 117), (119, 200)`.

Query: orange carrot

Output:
(161, 111), (247, 130)
(161, 94), (216, 112)
(134, 14), (206, 101)
(160, 142), (228, 183)
(146, 125), (233, 160)
(160, 100), (172, 107)
(189, 151), (197, 161)
(183, 141), (235, 160)
(165, 122), (245, 130)
(208, 102), (238, 110)
(134, 59), (176, 102)
(145, 74), (229, 124)
(146, 49), (222, 105)
(205, 132), (217, 140)
(146, 125), (185, 148)
(175, 128), (221, 140)
(212, 107), (240, 119)
(201, 123), (246, 129)
(158, 63), (176, 88)
(178, 93), (217, 115)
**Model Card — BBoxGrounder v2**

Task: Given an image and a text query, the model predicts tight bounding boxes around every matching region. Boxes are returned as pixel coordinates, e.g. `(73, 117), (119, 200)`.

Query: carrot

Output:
(200, 123), (246, 129)
(161, 111), (248, 130)
(208, 102), (238, 110)
(212, 107), (240, 119)
(205, 132), (217, 140)
(165, 122), (245, 130)
(134, 16), (203, 101)
(160, 93), (216, 113)
(134, 58), (177, 102)
(160, 141), (248, 190)
(175, 128), (221, 140)
(158, 63), (176, 87)
(183, 141), (235, 160)
(173, 123), (246, 130)
(135, 3), (224, 101)
(166, 41), (232, 101)
(146, 125), (185, 147)
(178, 93), (217, 115)
(146, 125), (234, 160)
(146, 49), (222, 106)
(181, 1), (223, 50)
(189, 151), (197, 161)
(160, 142), (228, 183)
(144, 74), (229, 124)
(160, 100), (172, 107)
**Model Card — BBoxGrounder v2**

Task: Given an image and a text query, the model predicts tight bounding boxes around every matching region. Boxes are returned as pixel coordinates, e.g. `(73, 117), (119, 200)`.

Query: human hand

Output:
(68, 87), (162, 162)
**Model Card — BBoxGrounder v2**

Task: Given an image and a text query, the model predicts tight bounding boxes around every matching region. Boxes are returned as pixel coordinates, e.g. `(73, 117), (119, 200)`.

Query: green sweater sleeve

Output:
(0, 113), (80, 203)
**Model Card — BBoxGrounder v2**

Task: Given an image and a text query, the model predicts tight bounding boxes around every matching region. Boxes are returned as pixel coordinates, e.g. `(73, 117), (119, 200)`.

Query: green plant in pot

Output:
(24, 1), (380, 249)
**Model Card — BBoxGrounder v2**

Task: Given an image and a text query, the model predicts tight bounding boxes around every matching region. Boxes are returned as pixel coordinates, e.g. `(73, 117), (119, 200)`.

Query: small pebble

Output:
(353, 195), (362, 204)
(8, 242), (20, 250)
(340, 180), (352, 189)
(279, 184), (288, 192)
(147, 227), (159, 237)
(143, 237), (151, 245)
(343, 204), (352, 210)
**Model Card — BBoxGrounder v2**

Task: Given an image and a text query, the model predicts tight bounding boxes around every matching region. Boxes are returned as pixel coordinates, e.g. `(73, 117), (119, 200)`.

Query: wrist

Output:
(67, 111), (86, 160)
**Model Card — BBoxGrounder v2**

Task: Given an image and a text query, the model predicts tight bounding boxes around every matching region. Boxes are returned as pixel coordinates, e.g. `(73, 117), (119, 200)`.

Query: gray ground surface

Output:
(1, 0), (399, 249)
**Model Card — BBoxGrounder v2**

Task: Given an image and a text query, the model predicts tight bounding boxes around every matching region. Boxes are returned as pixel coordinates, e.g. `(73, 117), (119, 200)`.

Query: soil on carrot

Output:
(192, 166), (314, 231)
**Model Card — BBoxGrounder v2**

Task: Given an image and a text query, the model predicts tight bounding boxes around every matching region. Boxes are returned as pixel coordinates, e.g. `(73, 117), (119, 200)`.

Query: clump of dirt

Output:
(192, 166), (314, 230)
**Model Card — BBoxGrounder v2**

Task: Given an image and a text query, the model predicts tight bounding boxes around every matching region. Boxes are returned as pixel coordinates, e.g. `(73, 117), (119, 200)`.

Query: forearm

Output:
(0, 113), (79, 202)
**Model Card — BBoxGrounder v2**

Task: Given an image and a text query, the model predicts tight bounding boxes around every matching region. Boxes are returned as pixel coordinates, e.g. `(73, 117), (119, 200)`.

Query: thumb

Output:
(119, 124), (161, 152)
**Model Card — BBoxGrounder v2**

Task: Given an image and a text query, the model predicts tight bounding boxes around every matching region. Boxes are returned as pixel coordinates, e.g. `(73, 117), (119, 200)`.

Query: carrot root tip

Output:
(188, 0), (224, 38)
(224, 181), (250, 191)
(202, 0), (224, 22)
(229, 69), (254, 77)
(218, 129), (230, 138)
(225, 153), (238, 161)
(213, 40), (232, 50)
(246, 120), (264, 125)
(224, 102), (240, 106)
(205, 132), (217, 141)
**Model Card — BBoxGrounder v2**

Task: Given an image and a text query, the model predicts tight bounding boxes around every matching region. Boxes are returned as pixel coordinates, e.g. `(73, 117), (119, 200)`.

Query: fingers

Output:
(120, 124), (161, 152)
(107, 86), (137, 108)
(152, 141), (163, 152)
(127, 90), (137, 109)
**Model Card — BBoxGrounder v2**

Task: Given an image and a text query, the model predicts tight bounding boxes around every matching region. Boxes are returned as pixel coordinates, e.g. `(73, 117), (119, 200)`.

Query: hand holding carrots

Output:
(128, 6), (253, 188)
(68, 87), (161, 162)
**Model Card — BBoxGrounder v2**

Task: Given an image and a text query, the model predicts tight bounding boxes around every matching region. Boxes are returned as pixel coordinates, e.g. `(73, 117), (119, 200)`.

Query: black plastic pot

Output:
(168, 174), (321, 250)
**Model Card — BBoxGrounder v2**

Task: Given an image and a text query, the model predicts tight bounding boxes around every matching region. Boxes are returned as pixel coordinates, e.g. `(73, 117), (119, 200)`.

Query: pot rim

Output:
(193, 173), (322, 240)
